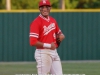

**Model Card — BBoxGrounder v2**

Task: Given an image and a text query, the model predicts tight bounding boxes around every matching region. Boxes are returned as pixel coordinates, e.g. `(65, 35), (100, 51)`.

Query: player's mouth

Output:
(42, 11), (49, 15)
(43, 11), (48, 14)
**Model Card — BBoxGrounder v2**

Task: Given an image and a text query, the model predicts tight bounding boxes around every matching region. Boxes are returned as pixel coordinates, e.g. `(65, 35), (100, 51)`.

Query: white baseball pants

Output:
(35, 49), (63, 75)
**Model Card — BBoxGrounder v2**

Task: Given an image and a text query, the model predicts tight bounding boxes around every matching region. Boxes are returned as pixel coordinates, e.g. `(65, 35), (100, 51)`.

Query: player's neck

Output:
(44, 16), (48, 19)
(40, 14), (49, 19)
(39, 14), (50, 22)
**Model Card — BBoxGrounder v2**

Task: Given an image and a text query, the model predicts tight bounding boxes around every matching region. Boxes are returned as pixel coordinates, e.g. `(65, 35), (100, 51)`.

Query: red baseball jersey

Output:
(29, 14), (62, 49)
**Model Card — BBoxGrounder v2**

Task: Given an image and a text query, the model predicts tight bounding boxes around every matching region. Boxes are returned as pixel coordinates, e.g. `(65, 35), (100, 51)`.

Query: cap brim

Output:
(39, 5), (51, 7)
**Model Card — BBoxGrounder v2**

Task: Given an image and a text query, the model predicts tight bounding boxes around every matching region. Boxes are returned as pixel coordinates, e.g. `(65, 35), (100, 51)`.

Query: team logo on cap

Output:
(43, 0), (46, 3)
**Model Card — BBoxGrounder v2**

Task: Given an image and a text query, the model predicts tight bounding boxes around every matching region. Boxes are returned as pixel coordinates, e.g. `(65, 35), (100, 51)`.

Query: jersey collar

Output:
(39, 14), (50, 22)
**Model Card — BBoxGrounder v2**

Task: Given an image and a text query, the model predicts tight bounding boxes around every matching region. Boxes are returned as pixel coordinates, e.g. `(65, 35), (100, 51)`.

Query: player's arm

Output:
(32, 41), (56, 50)
(55, 20), (65, 47)
(57, 31), (65, 42)
(30, 38), (56, 50)
(56, 31), (65, 47)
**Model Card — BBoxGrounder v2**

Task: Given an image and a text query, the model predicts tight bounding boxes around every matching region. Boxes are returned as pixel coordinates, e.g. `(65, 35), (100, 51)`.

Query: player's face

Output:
(39, 5), (51, 18)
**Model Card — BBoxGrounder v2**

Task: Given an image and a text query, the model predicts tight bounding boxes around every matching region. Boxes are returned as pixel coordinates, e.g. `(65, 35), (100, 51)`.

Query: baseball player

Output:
(29, 0), (65, 74)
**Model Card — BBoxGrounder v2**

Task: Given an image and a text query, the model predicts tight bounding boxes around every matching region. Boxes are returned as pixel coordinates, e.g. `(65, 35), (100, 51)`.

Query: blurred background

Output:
(0, 0), (100, 75)
(0, 0), (100, 10)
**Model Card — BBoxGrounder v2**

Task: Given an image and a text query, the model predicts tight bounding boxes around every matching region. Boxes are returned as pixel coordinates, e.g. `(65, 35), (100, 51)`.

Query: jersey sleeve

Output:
(29, 20), (40, 46)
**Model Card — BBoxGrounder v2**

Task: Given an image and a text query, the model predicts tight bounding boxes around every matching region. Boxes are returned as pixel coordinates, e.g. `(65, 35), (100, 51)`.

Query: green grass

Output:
(0, 62), (100, 75)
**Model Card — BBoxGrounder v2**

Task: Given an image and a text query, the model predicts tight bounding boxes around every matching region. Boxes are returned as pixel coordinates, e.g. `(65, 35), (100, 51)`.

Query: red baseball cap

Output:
(39, 0), (51, 7)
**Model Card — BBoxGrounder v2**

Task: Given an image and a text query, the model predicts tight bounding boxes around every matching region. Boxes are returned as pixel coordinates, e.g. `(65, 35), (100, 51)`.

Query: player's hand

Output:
(50, 42), (56, 50)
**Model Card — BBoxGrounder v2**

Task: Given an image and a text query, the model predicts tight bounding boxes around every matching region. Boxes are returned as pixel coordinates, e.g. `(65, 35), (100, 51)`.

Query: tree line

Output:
(0, 0), (100, 9)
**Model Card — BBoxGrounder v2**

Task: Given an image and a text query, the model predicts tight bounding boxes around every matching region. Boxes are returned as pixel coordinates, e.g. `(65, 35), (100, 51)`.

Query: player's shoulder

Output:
(30, 16), (41, 25)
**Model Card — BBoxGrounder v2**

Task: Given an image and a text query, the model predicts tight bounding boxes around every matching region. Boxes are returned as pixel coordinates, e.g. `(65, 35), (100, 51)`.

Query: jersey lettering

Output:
(43, 23), (55, 35)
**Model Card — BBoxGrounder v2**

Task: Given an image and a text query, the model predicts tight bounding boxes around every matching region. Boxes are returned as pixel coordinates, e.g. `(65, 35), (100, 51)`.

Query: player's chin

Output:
(43, 14), (49, 17)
